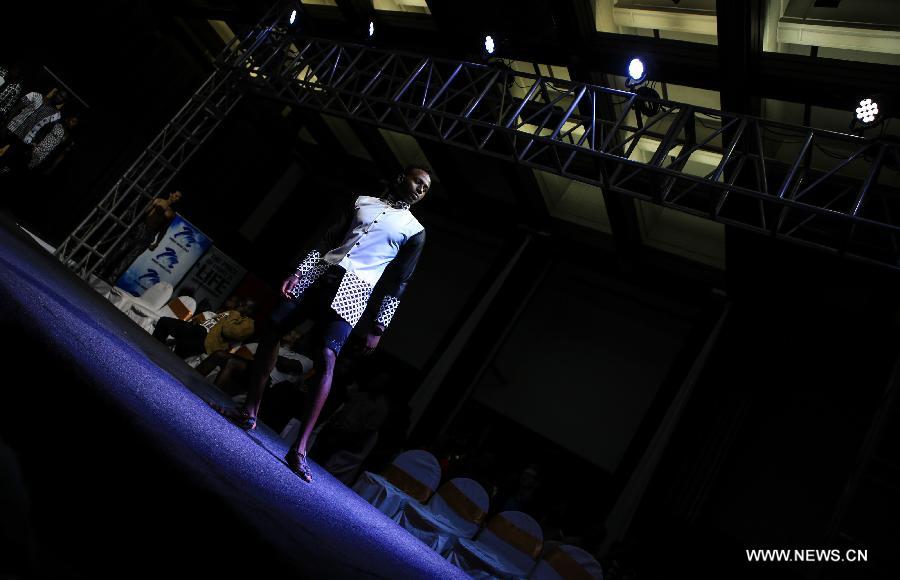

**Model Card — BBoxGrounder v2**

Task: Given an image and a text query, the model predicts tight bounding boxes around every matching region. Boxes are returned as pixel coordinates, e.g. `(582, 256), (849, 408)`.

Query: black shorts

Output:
(268, 265), (353, 355)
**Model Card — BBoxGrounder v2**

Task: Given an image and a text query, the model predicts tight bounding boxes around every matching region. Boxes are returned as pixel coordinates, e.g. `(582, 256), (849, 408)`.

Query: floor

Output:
(0, 213), (467, 579)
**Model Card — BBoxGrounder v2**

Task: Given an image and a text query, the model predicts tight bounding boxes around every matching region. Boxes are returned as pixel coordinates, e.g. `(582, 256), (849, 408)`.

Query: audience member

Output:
(310, 372), (391, 465)
(0, 65), (23, 121)
(495, 463), (545, 516)
(152, 297), (255, 359)
(27, 115), (77, 170)
(200, 325), (313, 395)
(6, 88), (65, 146)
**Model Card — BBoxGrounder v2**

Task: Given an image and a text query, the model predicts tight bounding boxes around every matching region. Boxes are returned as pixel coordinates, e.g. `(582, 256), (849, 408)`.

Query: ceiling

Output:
(185, 0), (900, 276)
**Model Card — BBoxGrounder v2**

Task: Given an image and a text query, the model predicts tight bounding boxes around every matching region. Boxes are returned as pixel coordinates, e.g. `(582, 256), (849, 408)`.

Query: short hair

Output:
(403, 164), (432, 180)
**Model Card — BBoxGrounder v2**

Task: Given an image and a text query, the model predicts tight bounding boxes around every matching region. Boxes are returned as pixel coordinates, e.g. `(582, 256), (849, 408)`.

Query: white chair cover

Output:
(446, 511), (542, 579)
(280, 418), (302, 443)
(529, 544), (604, 580)
(109, 281), (173, 322)
(351, 449), (441, 519)
(322, 430), (379, 486)
(398, 477), (489, 556)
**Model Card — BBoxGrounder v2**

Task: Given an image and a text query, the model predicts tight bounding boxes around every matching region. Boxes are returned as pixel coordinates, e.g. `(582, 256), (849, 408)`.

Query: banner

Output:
(115, 214), (213, 296)
(174, 246), (246, 312)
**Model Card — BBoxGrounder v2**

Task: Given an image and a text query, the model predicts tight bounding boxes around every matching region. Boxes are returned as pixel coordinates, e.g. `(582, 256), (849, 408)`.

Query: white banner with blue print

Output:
(115, 214), (213, 296)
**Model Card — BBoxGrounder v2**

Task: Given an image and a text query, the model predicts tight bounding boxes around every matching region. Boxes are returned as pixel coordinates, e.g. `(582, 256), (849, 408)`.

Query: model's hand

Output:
(362, 333), (381, 355)
(282, 274), (301, 299)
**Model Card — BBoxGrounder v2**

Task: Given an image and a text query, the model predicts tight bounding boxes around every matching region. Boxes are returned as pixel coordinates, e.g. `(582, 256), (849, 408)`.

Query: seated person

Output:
(200, 325), (314, 394)
(310, 372), (390, 465)
(152, 298), (256, 359)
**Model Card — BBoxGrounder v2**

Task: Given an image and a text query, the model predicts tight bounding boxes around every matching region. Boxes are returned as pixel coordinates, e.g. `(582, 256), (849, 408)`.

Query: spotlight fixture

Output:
(856, 98), (879, 125)
(635, 86), (662, 117)
(484, 35), (495, 55)
(626, 58), (647, 87)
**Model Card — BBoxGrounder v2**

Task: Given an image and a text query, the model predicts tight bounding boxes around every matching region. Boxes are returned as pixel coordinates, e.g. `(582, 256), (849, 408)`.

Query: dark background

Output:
(2, 1), (900, 578)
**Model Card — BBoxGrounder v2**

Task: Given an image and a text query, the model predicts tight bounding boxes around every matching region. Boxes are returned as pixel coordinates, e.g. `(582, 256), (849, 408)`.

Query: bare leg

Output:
(196, 350), (230, 378)
(286, 347), (336, 481)
(241, 331), (281, 420)
(214, 358), (249, 395)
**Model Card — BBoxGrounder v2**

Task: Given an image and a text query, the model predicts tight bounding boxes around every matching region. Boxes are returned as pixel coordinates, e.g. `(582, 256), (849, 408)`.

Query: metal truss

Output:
(248, 35), (900, 270)
(57, 1), (900, 274)
(54, 5), (292, 278)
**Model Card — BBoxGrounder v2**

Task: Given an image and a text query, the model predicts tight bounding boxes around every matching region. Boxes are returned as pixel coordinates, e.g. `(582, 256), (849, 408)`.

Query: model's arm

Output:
(363, 229), (426, 352)
(283, 197), (357, 299)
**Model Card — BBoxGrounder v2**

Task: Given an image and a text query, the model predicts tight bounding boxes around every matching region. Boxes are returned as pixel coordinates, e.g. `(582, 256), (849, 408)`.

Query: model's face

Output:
(399, 169), (431, 205)
(169, 191), (182, 203)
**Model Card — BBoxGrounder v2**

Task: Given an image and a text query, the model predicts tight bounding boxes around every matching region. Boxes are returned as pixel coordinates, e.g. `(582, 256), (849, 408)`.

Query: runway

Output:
(0, 213), (466, 579)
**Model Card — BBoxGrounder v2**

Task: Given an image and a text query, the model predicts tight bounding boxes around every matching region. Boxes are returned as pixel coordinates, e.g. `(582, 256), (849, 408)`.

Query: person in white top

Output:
(214, 165), (431, 482)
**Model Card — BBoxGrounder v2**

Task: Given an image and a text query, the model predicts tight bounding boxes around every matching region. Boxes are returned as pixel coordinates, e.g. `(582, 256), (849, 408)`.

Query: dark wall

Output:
(472, 255), (698, 471)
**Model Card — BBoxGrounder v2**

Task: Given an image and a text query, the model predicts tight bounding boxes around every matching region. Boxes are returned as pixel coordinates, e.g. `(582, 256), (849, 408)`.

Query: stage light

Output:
(484, 35), (495, 55)
(368, 19), (375, 38)
(856, 98), (879, 125)
(635, 86), (662, 117)
(289, 9), (297, 25)
(626, 58), (646, 87)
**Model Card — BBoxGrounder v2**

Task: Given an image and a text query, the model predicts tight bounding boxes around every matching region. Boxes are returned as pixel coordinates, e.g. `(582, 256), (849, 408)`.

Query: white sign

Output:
(116, 214), (213, 295)
(175, 246), (246, 311)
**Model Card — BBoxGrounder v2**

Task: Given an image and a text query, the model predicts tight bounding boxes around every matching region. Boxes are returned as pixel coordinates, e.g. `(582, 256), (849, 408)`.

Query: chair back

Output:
(159, 295), (196, 321)
(198, 310), (217, 322)
(427, 478), (489, 536)
(138, 282), (173, 310)
(233, 342), (258, 360)
(530, 544), (604, 580)
(477, 511), (543, 573)
(383, 449), (441, 503)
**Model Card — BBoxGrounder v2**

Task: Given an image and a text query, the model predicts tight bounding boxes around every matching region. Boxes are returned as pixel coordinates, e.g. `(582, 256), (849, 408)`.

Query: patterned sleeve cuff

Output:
(296, 250), (322, 276)
(289, 250), (328, 299)
(375, 295), (401, 328)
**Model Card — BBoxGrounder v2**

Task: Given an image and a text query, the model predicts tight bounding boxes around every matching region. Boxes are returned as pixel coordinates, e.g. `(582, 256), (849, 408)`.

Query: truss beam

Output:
(249, 35), (900, 270)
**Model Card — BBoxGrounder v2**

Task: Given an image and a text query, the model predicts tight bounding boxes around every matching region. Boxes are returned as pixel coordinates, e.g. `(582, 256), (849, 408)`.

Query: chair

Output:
(195, 310), (218, 323)
(132, 295), (197, 333)
(159, 295), (197, 321)
(322, 430), (379, 486)
(529, 544), (604, 580)
(108, 281), (173, 322)
(351, 449), (441, 519)
(446, 511), (543, 579)
(398, 477), (489, 556)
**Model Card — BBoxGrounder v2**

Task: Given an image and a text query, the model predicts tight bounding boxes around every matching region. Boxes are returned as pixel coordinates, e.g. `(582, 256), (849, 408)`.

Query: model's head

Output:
(169, 190), (183, 203)
(394, 165), (431, 205)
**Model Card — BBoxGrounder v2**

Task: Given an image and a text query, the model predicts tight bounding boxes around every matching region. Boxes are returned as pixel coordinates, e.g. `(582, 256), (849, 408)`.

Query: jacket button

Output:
(356, 242), (360, 245)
